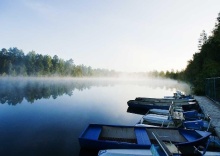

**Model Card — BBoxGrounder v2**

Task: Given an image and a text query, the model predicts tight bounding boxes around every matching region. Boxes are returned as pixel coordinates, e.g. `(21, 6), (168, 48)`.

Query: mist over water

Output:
(0, 77), (191, 105)
(0, 77), (191, 155)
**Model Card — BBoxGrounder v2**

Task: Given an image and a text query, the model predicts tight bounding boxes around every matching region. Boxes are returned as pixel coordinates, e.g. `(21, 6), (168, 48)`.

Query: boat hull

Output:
(78, 124), (211, 150)
(127, 100), (200, 111)
(135, 97), (195, 103)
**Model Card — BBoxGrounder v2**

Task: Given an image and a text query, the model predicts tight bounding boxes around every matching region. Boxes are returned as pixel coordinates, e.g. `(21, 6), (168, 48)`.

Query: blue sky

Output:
(1, 0), (220, 72)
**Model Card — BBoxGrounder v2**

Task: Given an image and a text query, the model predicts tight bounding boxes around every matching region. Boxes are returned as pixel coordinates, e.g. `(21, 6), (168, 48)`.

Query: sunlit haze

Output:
(1, 0), (220, 72)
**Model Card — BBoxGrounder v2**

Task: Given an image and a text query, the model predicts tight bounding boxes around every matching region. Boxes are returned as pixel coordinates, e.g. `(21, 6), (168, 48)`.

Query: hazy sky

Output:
(1, 0), (220, 72)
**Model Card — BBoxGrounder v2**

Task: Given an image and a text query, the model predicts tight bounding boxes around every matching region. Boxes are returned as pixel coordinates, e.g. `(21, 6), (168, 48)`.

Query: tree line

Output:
(180, 12), (220, 94)
(149, 12), (220, 94)
(0, 48), (117, 77)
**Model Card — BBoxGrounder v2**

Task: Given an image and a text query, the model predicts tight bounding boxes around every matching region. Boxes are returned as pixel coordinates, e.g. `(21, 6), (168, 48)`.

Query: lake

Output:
(0, 77), (191, 156)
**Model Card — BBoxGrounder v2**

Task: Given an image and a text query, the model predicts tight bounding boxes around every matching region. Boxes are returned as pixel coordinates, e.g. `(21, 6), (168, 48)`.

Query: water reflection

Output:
(0, 77), (191, 105)
(127, 106), (148, 115)
(0, 77), (192, 156)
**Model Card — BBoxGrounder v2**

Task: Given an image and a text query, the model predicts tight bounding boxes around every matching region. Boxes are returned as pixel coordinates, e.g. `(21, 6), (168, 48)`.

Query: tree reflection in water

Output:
(0, 77), (91, 105)
(0, 77), (191, 105)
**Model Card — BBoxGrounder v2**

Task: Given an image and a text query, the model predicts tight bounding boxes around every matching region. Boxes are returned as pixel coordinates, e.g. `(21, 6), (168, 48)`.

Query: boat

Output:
(135, 95), (195, 103)
(98, 146), (220, 156)
(146, 108), (204, 120)
(136, 107), (185, 128)
(97, 134), (220, 156)
(78, 124), (211, 150)
(136, 113), (177, 128)
(136, 113), (211, 130)
(164, 90), (194, 100)
(133, 91), (195, 104)
(135, 105), (209, 129)
(136, 115), (213, 132)
(127, 100), (200, 111)
(98, 142), (220, 156)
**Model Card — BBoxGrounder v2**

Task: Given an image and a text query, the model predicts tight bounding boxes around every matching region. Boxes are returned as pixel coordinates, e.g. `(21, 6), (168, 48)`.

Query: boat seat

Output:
(135, 127), (151, 145)
(83, 126), (102, 140)
(179, 129), (201, 142)
(152, 132), (180, 156)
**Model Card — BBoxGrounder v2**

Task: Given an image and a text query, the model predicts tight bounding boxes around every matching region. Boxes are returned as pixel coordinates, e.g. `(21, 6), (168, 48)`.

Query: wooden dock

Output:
(195, 96), (220, 138)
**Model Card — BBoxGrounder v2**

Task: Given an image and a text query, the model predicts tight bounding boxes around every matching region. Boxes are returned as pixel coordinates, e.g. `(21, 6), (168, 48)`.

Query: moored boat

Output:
(135, 104), (210, 130)
(164, 90), (194, 100)
(98, 146), (220, 156)
(78, 124), (211, 150)
(146, 108), (204, 120)
(127, 100), (200, 111)
(97, 133), (220, 156)
(136, 113), (211, 130)
(136, 106), (185, 128)
(135, 97), (196, 103)
(137, 113), (177, 128)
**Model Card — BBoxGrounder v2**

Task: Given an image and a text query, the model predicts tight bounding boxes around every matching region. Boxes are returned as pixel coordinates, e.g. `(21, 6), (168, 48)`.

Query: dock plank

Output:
(195, 96), (220, 138)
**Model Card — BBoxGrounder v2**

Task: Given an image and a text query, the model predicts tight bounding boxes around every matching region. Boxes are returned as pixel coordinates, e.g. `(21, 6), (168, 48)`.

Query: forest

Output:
(0, 48), (118, 77)
(182, 13), (220, 94)
(0, 13), (219, 95)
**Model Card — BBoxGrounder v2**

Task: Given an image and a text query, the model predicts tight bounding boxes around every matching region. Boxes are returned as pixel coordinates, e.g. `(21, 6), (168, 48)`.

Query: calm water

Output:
(0, 77), (191, 156)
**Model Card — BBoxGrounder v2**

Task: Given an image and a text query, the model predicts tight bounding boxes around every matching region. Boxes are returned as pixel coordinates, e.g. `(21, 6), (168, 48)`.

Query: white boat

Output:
(139, 113), (176, 127)
(148, 107), (183, 115)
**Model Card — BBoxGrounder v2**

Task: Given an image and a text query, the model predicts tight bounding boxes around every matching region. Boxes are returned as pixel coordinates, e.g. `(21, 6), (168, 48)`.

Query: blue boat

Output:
(78, 124), (211, 150)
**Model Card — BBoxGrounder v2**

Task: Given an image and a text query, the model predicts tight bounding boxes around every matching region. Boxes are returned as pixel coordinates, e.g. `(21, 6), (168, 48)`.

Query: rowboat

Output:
(135, 97), (196, 103)
(97, 133), (219, 156)
(127, 100), (200, 111)
(98, 146), (220, 156)
(135, 104), (208, 129)
(135, 91), (195, 103)
(136, 107), (185, 128)
(164, 90), (194, 100)
(136, 113), (212, 132)
(136, 113), (177, 128)
(146, 108), (203, 120)
(78, 124), (211, 150)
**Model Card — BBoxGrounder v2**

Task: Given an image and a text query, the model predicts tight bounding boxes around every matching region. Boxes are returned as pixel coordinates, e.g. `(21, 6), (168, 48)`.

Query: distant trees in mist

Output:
(147, 70), (184, 80)
(0, 48), (117, 77)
